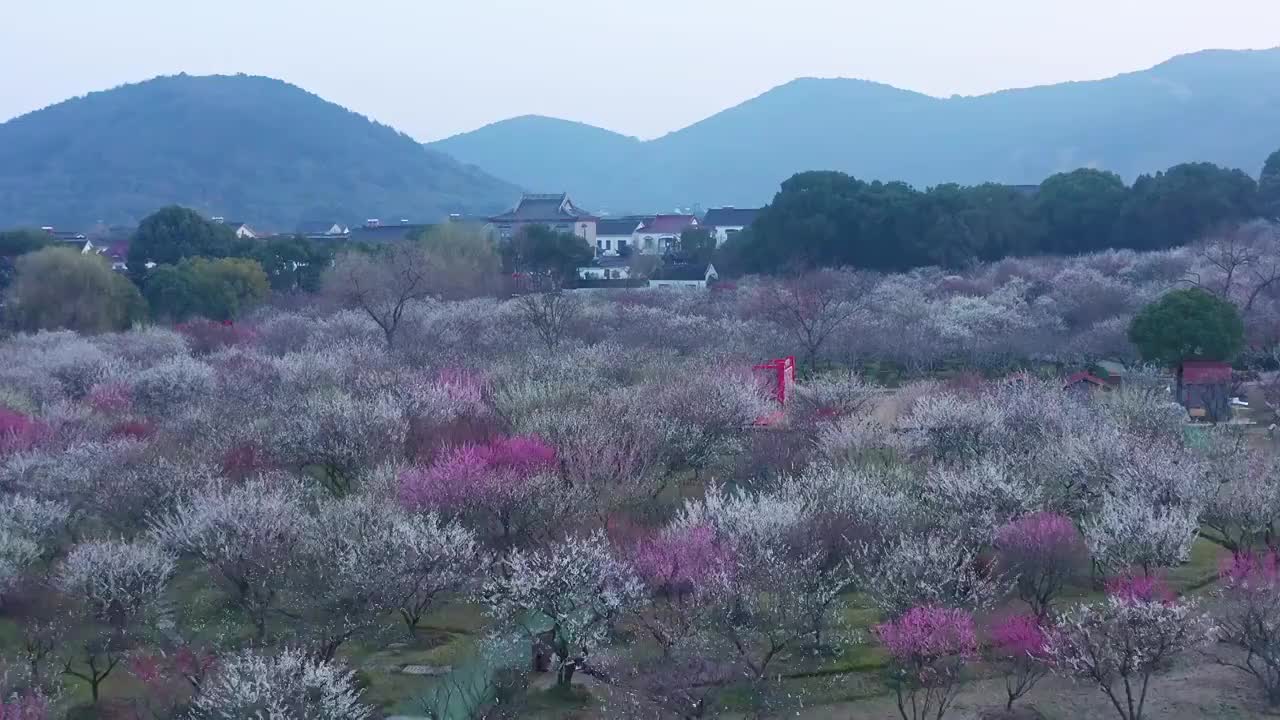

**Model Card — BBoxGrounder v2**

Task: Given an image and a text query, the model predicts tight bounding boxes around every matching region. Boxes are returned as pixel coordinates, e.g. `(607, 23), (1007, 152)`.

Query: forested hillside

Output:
(0, 74), (520, 229)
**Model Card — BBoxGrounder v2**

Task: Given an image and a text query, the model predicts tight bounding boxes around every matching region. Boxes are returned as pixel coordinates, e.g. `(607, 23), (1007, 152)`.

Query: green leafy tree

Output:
(128, 206), (236, 279)
(144, 257), (269, 321)
(0, 229), (55, 293)
(1128, 288), (1245, 367)
(503, 225), (592, 285)
(677, 227), (717, 265)
(1034, 169), (1129, 255)
(0, 229), (54, 257)
(4, 247), (145, 333)
(420, 223), (502, 298)
(1116, 163), (1259, 250)
(1260, 149), (1280, 220)
(242, 235), (334, 293)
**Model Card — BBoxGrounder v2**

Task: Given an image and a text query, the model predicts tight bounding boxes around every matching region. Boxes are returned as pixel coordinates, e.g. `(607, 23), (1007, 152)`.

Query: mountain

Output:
(0, 74), (520, 230)
(429, 48), (1280, 212)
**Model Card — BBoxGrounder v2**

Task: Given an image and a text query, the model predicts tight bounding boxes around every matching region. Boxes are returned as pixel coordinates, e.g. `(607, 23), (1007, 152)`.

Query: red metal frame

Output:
(753, 355), (796, 405)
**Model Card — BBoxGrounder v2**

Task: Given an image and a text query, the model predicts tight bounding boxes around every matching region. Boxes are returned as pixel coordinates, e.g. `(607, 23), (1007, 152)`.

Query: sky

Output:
(3, 0), (1279, 142)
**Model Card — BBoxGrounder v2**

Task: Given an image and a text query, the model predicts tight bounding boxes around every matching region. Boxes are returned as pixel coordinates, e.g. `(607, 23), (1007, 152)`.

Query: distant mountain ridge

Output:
(0, 74), (520, 230)
(429, 48), (1280, 212)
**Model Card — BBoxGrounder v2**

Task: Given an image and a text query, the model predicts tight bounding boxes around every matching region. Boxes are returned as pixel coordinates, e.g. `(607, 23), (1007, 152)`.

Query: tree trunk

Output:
(557, 660), (577, 688)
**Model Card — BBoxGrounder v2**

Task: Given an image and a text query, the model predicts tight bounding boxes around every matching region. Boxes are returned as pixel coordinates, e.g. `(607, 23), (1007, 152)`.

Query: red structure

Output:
(754, 356), (796, 405)
(1177, 360), (1233, 422)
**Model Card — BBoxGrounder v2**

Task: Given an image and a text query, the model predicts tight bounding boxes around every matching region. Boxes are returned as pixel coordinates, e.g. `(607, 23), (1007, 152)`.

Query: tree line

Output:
(725, 149), (1280, 274)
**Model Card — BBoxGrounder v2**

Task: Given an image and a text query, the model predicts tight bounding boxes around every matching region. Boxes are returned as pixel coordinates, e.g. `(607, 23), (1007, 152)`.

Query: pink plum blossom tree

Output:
(996, 512), (1087, 619)
(988, 614), (1052, 710)
(874, 605), (978, 720)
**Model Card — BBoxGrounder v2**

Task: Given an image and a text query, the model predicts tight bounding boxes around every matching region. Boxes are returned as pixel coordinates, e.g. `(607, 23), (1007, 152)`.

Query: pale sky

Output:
(3, 0), (1278, 141)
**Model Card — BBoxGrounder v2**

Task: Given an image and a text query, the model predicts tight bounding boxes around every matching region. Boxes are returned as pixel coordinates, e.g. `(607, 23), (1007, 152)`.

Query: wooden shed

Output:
(1177, 361), (1232, 422)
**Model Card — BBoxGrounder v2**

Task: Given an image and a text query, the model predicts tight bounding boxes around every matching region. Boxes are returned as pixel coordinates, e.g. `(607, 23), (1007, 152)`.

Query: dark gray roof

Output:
(589, 256), (633, 269)
(596, 218), (643, 236)
(348, 223), (434, 244)
(296, 221), (346, 235)
(651, 263), (712, 281)
(491, 193), (593, 223)
(702, 207), (762, 227)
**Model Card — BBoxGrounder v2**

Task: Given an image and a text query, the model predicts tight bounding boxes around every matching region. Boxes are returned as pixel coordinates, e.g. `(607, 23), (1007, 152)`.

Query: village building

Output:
(648, 263), (718, 289)
(595, 217), (644, 257)
(577, 256), (633, 281)
(490, 193), (596, 244)
(348, 219), (435, 244)
(1062, 371), (1109, 399)
(633, 214), (698, 255)
(1177, 360), (1233, 422)
(297, 221), (350, 240)
(702, 207), (762, 246)
(227, 221), (258, 239)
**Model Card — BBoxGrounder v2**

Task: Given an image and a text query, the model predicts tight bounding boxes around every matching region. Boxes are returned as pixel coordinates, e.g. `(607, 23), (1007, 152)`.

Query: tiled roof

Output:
(1180, 361), (1232, 384)
(297, 221), (347, 235)
(348, 224), (434, 244)
(637, 214), (697, 235)
(651, 263), (712, 281)
(702, 207), (762, 227)
(1062, 371), (1106, 389)
(597, 218), (644, 236)
(491, 193), (594, 222)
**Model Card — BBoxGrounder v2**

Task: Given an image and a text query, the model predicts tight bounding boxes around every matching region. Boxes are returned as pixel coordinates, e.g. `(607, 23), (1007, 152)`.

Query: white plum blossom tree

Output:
(856, 533), (1008, 618)
(1048, 594), (1215, 720)
(189, 648), (372, 720)
(1084, 496), (1200, 575)
(54, 539), (175, 703)
(150, 476), (312, 641)
(482, 530), (647, 688)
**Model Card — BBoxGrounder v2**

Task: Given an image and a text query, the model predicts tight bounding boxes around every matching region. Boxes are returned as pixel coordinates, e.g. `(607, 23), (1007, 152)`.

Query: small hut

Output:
(1177, 360), (1232, 422)
(1062, 371), (1108, 400)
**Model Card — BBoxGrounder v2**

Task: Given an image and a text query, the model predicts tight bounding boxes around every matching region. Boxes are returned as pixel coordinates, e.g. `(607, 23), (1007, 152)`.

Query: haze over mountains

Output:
(2, 48), (1280, 229)
(431, 48), (1280, 212)
(0, 74), (518, 229)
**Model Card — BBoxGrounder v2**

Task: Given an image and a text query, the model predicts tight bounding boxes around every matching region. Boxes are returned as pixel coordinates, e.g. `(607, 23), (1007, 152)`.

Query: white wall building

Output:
(702, 207), (762, 246)
(633, 214), (698, 255)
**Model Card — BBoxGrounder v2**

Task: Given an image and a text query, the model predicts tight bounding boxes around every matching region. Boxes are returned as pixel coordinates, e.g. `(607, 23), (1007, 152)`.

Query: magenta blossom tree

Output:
(989, 614), (1052, 710)
(398, 434), (563, 549)
(629, 523), (733, 654)
(874, 606), (978, 720)
(0, 408), (47, 458)
(996, 512), (1086, 619)
(1104, 573), (1176, 604)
